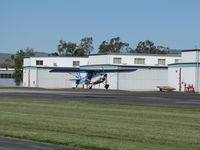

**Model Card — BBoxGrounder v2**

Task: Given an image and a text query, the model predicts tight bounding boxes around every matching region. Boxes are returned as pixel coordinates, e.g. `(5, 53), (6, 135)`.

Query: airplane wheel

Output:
(89, 85), (93, 89)
(105, 84), (109, 90)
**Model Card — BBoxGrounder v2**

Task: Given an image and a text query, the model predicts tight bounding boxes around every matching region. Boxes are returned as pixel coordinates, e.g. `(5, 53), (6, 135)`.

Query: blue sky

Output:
(0, 0), (200, 54)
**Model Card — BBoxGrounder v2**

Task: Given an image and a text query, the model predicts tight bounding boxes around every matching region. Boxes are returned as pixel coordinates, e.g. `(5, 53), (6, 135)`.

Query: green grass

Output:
(0, 97), (200, 150)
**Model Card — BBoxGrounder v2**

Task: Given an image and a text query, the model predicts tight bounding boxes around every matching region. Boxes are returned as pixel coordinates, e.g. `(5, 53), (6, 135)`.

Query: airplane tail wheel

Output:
(105, 84), (109, 90)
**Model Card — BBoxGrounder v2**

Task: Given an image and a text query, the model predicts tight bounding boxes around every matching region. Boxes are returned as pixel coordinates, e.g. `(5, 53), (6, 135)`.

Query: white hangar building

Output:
(168, 49), (200, 93)
(23, 53), (180, 91)
(0, 68), (15, 86)
(23, 57), (88, 88)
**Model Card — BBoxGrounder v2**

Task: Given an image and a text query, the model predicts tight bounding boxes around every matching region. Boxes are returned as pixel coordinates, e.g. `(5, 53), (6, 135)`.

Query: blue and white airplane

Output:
(50, 67), (137, 89)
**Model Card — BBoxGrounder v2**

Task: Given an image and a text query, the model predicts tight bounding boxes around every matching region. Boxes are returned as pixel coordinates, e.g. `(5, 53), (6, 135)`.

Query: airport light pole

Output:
(195, 49), (199, 93)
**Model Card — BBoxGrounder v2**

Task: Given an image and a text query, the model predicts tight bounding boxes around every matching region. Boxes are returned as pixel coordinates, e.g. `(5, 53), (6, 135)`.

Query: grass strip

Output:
(0, 97), (200, 150)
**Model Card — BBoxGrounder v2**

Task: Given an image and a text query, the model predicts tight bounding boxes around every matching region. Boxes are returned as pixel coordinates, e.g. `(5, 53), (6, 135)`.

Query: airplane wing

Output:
(50, 67), (137, 73)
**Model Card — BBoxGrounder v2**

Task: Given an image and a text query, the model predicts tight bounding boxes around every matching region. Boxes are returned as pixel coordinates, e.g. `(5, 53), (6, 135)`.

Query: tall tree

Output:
(98, 41), (110, 53)
(156, 46), (170, 54)
(57, 40), (66, 55)
(134, 40), (168, 54)
(135, 40), (155, 53)
(98, 37), (129, 53)
(79, 37), (93, 56)
(65, 42), (77, 56)
(57, 37), (93, 56)
(57, 40), (77, 56)
(13, 48), (35, 86)
(74, 48), (85, 56)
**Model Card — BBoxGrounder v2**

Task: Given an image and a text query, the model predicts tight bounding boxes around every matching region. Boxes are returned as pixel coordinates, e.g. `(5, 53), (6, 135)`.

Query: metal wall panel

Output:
(118, 68), (168, 91)
(168, 66), (200, 92)
(0, 70), (15, 86)
(23, 67), (37, 87)
(37, 68), (73, 88)
(35, 68), (168, 91)
(0, 78), (16, 86)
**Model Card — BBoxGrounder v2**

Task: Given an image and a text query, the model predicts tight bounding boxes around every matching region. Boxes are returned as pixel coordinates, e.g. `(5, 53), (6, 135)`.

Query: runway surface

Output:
(0, 87), (200, 107)
(0, 137), (78, 150)
(0, 87), (200, 150)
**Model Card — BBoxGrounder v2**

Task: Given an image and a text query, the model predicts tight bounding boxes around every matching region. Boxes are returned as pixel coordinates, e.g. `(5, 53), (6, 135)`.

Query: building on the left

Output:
(23, 56), (89, 88)
(0, 68), (15, 86)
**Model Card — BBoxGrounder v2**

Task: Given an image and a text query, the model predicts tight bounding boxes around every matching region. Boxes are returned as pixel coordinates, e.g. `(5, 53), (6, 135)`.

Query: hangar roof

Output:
(90, 53), (181, 57)
(0, 68), (15, 71)
(24, 56), (88, 58)
(182, 49), (200, 52)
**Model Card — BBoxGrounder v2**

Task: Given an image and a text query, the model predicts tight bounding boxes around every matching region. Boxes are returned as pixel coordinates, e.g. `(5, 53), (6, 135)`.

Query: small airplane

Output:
(50, 67), (137, 89)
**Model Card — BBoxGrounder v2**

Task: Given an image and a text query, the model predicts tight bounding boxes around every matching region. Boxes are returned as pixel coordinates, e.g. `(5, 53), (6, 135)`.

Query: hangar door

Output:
(118, 68), (168, 91)
(37, 68), (73, 88)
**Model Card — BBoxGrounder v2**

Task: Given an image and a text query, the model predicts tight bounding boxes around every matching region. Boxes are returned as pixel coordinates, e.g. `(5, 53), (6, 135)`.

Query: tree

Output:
(135, 40), (155, 53)
(79, 37), (93, 56)
(156, 46), (170, 54)
(57, 40), (77, 56)
(13, 48), (35, 86)
(65, 42), (77, 56)
(0, 59), (14, 68)
(0, 55), (16, 68)
(134, 40), (168, 54)
(48, 52), (59, 56)
(98, 41), (110, 53)
(57, 40), (66, 55)
(98, 37), (130, 53)
(74, 48), (85, 56)
(57, 37), (93, 56)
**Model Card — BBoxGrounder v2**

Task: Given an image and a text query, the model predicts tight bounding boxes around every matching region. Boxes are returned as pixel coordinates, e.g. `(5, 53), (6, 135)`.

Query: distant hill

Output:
(34, 52), (49, 57)
(0, 52), (49, 61)
(0, 53), (13, 61)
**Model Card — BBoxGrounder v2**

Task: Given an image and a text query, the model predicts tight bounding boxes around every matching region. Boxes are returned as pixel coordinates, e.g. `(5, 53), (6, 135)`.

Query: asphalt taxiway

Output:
(0, 87), (200, 107)
(0, 137), (79, 150)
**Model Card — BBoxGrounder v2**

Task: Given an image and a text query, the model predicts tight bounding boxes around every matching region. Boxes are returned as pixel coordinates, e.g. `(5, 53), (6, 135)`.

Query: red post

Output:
(28, 70), (30, 87)
(191, 85), (195, 93)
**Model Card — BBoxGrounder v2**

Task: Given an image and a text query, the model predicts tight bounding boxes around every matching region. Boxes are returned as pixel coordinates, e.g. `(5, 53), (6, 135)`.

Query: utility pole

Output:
(196, 50), (199, 93)
(195, 47), (199, 93)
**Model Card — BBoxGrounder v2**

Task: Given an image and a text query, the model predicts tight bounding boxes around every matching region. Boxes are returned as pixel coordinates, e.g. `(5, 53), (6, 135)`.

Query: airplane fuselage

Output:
(76, 73), (108, 88)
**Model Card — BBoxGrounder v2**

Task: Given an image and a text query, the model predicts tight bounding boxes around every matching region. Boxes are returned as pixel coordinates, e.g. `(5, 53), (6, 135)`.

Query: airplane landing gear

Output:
(89, 84), (93, 89)
(105, 84), (109, 90)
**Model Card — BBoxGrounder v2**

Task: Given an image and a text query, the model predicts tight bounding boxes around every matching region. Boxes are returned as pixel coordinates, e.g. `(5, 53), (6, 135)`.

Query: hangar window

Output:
(0, 74), (12, 78)
(36, 60), (43, 66)
(175, 59), (180, 63)
(134, 58), (145, 64)
(8, 74), (11, 78)
(158, 59), (166, 65)
(73, 61), (80, 66)
(113, 57), (122, 64)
